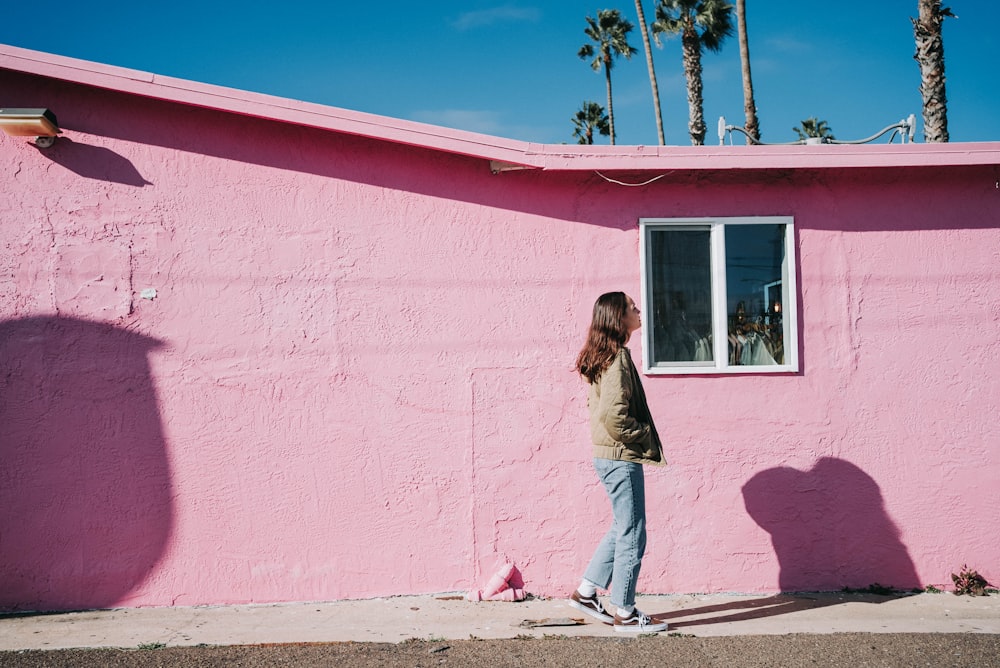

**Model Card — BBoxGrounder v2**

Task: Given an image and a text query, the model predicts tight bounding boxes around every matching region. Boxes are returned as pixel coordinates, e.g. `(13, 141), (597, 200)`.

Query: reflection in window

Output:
(640, 217), (798, 375)
(725, 223), (787, 366)
(648, 228), (713, 364)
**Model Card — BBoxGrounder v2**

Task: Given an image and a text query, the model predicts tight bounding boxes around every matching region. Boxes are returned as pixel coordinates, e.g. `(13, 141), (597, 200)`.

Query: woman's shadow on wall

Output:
(744, 457), (920, 593)
(658, 457), (921, 629)
(0, 316), (172, 613)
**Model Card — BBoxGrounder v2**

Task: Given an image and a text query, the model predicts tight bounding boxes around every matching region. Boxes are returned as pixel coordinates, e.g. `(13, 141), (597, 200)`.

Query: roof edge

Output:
(0, 44), (544, 167)
(3, 43), (1000, 172)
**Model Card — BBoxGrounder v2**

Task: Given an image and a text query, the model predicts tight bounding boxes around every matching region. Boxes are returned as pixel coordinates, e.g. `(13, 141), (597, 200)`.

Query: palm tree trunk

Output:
(635, 0), (665, 145)
(913, 0), (949, 142)
(604, 56), (616, 145)
(736, 0), (760, 142)
(681, 28), (705, 145)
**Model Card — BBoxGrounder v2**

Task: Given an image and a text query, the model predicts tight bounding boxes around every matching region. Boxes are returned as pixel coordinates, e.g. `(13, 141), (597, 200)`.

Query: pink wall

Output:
(2, 64), (999, 612)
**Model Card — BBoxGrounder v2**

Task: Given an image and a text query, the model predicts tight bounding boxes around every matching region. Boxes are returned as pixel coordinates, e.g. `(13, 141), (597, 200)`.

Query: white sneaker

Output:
(613, 608), (668, 633)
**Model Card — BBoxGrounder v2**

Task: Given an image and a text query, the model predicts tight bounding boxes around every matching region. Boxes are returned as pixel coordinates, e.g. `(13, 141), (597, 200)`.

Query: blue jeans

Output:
(582, 458), (647, 609)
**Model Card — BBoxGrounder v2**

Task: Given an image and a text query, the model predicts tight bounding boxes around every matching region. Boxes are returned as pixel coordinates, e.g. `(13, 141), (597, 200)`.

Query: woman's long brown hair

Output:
(575, 291), (630, 384)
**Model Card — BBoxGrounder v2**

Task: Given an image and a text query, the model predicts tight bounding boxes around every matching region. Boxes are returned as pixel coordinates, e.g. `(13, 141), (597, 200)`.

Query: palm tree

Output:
(652, 0), (734, 146)
(793, 117), (835, 141)
(634, 1), (665, 145)
(735, 0), (760, 142)
(912, 0), (954, 142)
(578, 9), (639, 145)
(572, 101), (611, 144)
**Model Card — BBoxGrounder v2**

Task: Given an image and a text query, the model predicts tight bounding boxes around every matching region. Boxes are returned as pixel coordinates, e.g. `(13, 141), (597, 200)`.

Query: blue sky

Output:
(3, 1), (997, 145)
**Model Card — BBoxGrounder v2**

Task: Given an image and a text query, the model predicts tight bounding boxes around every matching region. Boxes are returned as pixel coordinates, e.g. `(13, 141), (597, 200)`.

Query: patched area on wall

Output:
(53, 241), (133, 319)
(470, 366), (597, 586)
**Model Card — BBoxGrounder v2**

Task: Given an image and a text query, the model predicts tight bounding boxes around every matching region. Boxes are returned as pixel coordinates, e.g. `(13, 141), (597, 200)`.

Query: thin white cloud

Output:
(451, 5), (541, 31)
(408, 109), (555, 142)
(410, 109), (505, 135)
(764, 36), (814, 53)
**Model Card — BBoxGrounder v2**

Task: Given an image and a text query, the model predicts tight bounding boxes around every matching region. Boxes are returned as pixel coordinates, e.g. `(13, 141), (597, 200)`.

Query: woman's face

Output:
(624, 295), (642, 335)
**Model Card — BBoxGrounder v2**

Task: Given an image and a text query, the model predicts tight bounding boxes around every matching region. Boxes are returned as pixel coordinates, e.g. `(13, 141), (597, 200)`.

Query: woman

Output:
(568, 292), (667, 633)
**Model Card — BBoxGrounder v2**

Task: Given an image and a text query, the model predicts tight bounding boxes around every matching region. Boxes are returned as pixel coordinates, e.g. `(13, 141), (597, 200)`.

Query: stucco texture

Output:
(2, 66), (999, 612)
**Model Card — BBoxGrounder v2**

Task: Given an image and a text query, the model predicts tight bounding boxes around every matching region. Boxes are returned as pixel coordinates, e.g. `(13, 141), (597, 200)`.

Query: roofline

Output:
(3, 43), (1000, 172)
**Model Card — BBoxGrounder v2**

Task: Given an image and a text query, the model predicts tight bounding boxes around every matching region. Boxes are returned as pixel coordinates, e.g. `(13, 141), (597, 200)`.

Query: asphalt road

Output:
(2, 633), (999, 667)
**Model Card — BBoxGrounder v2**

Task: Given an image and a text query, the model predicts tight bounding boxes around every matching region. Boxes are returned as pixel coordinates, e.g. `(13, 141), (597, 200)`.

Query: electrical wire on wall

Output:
(594, 171), (674, 187)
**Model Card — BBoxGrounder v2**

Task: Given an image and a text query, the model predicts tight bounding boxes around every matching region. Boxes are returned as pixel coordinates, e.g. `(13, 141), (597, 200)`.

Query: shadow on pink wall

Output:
(741, 457), (920, 592)
(32, 136), (153, 188)
(0, 316), (172, 612)
(648, 458), (921, 629)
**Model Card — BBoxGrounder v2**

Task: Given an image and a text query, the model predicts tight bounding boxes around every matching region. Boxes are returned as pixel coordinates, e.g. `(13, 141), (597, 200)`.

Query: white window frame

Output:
(639, 216), (799, 375)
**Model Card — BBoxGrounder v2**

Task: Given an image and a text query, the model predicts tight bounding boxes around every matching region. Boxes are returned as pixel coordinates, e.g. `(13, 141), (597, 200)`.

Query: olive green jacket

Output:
(588, 347), (665, 466)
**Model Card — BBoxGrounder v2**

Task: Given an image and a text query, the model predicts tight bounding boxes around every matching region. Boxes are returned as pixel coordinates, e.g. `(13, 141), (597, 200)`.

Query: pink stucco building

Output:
(2, 44), (998, 612)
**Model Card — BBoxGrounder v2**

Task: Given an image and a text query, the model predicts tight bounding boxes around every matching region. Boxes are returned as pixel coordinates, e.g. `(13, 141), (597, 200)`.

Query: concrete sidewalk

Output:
(2, 592), (998, 651)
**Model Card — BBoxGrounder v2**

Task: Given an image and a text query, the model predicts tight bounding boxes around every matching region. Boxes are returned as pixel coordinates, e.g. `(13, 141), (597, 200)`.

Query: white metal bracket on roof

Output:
(718, 114), (917, 146)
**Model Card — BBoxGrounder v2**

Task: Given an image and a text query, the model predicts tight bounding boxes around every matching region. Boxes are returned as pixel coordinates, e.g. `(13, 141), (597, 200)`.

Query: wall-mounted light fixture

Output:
(0, 108), (60, 148)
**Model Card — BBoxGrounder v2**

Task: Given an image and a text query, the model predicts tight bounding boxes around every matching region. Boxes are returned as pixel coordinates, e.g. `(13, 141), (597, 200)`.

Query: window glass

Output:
(640, 217), (797, 375)
(725, 223), (787, 366)
(648, 227), (713, 364)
